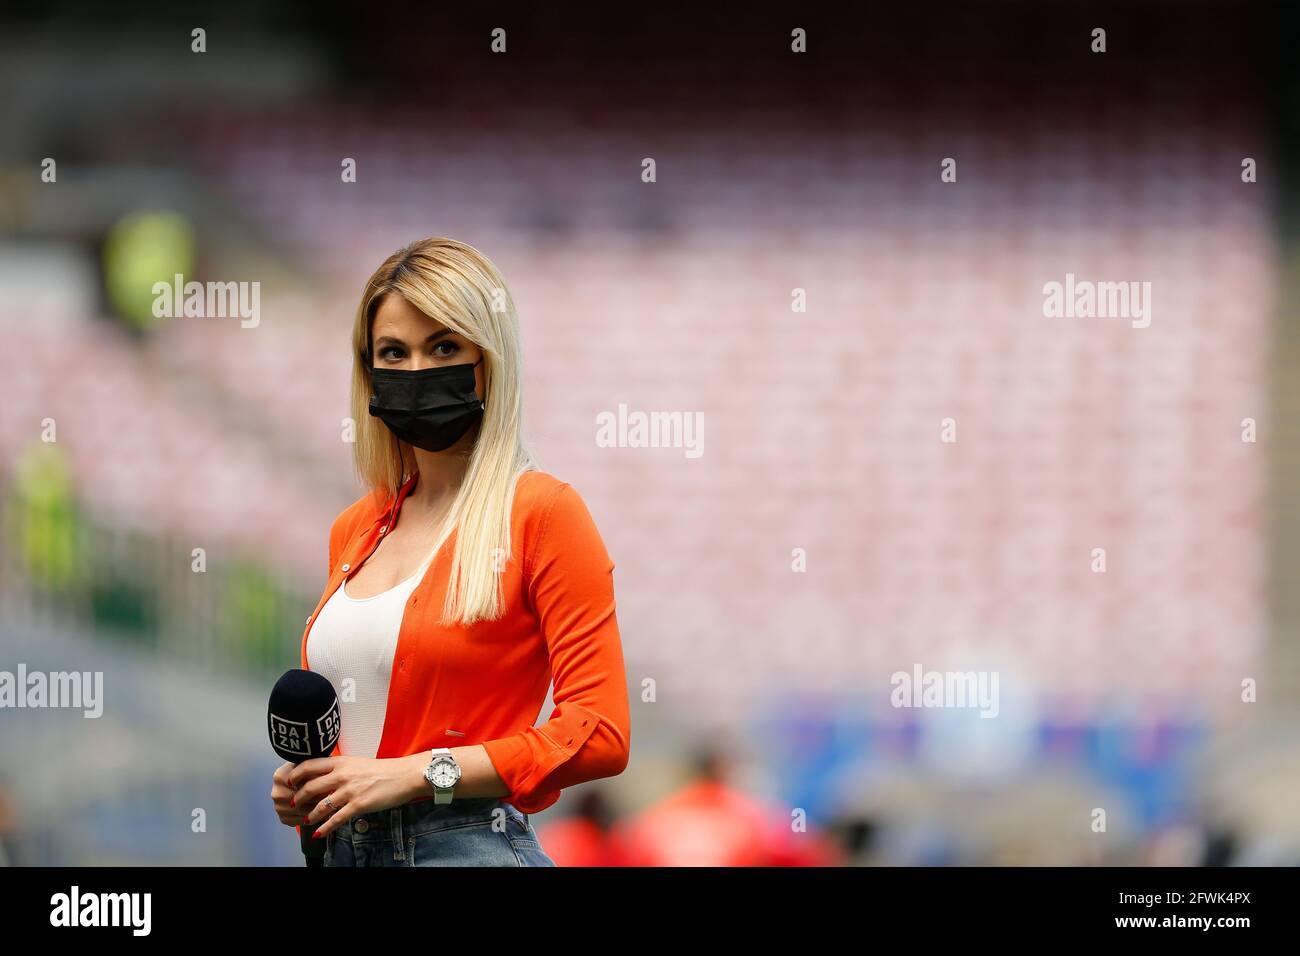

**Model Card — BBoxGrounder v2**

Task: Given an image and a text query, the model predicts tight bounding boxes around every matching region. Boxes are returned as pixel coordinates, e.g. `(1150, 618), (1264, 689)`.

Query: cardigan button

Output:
(380, 525), (388, 534)
(341, 564), (350, 572)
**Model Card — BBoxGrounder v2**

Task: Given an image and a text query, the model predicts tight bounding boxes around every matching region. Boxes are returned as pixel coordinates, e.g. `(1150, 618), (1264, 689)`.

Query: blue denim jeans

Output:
(324, 796), (556, 867)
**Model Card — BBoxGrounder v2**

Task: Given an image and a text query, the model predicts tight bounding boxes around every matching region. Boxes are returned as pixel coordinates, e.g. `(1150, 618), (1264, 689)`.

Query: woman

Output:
(269, 238), (631, 866)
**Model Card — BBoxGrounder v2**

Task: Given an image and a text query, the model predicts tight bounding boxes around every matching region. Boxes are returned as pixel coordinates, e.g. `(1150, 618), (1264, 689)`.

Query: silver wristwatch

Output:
(423, 748), (462, 804)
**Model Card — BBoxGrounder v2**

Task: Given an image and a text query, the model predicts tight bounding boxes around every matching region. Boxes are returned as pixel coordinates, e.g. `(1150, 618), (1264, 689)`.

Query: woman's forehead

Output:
(372, 294), (453, 337)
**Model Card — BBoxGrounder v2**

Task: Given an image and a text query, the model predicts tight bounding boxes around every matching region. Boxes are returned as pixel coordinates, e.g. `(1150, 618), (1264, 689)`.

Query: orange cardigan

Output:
(299, 469), (631, 814)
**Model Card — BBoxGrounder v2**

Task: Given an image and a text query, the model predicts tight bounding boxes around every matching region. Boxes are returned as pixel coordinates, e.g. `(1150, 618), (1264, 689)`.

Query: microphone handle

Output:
(301, 821), (326, 867)
(295, 749), (328, 867)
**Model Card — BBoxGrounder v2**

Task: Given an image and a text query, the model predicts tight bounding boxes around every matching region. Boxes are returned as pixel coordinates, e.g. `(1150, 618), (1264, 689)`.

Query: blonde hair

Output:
(349, 237), (539, 625)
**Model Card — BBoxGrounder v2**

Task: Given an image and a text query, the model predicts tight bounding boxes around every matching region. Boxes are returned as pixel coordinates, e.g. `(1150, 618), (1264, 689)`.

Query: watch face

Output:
(429, 757), (460, 789)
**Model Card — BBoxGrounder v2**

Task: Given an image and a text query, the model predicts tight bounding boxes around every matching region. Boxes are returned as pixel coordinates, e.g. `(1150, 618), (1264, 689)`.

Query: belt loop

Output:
(391, 807), (405, 862)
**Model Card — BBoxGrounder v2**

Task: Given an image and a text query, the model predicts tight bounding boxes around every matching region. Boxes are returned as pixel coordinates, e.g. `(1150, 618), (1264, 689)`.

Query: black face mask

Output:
(368, 357), (485, 452)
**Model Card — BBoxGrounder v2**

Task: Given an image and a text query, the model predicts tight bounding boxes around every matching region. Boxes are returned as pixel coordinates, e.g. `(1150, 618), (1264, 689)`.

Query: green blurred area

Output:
(5, 442), (85, 591)
(2, 440), (310, 676)
(101, 210), (195, 333)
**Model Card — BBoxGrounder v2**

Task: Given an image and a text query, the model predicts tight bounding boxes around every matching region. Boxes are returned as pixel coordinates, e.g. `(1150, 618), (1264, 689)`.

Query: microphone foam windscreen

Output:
(268, 669), (341, 761)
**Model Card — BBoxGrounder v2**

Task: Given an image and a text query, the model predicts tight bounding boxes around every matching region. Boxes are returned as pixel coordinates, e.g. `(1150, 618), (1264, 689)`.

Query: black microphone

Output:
(268, 669), (342, 867)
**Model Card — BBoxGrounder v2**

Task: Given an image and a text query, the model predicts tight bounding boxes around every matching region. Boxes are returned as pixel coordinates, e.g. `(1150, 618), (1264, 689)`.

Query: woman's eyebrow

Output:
(374, 328), (458, 348)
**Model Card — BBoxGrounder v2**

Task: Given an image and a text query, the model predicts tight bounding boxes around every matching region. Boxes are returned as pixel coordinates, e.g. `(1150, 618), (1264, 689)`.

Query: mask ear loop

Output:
(473, 354), (486, 410)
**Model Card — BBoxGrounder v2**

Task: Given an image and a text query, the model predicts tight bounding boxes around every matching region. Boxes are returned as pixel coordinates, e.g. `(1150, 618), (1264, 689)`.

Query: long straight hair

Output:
(349, 237), (539, 626)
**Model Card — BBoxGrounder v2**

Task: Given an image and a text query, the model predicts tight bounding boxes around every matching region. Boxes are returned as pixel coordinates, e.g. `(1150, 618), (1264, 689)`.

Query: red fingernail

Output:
(312, 831), (323, 839)
(290, 798), (296, 807)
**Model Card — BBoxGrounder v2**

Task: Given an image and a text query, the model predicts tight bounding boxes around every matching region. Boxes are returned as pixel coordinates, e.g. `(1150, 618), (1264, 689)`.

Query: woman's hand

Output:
(270, 761), (308, 827)
(290, 754), (426, 838)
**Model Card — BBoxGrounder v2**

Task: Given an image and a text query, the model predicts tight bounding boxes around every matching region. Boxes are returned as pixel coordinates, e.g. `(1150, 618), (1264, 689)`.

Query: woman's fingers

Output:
(271, 762), (309, 825)
(270, 791), (307, 826)
(304, 786), (352, 826)
(272, 760), (296, 788)
(293, 771), (340, 810)
(286, 757), (336, 790)
(311, 796), (357, 839)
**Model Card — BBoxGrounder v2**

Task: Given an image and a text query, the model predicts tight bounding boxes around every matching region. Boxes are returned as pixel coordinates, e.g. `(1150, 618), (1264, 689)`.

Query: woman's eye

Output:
(433, 340), (459, 357)
(378, 346), (404, 361)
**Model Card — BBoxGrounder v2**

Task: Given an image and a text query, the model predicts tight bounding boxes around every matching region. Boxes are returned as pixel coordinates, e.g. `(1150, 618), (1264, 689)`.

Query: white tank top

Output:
(305, 543), (440, 759)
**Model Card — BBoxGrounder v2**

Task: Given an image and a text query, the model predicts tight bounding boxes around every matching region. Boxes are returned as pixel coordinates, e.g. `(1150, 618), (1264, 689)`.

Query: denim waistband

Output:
(340, 796), (523, 844)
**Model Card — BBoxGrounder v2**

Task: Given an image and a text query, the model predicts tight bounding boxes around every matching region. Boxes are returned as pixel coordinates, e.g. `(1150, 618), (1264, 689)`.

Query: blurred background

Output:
(1, 0), (1297, 865)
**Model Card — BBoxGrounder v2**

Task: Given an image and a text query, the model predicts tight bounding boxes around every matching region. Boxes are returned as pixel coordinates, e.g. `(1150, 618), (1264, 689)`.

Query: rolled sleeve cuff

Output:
(481, 702), (606, 814)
